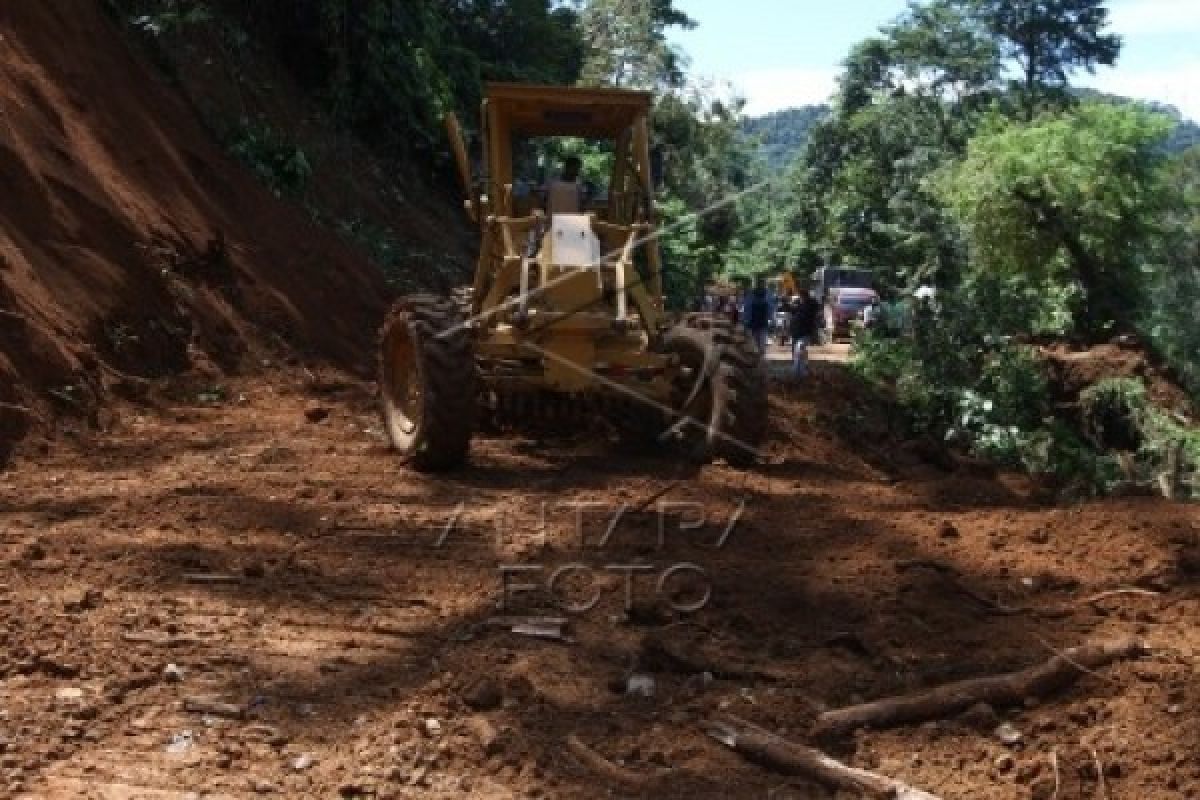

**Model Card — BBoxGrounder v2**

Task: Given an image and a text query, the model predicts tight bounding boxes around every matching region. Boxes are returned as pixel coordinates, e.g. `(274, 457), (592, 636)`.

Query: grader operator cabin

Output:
(377, 83), (768, 471)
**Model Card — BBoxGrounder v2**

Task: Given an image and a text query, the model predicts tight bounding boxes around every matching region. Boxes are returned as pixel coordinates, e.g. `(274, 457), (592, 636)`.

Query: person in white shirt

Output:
(541, 156), (584, 216)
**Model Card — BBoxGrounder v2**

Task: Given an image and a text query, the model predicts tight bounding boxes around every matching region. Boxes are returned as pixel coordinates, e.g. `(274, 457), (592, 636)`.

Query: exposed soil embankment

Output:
(0, 1), (388, 460)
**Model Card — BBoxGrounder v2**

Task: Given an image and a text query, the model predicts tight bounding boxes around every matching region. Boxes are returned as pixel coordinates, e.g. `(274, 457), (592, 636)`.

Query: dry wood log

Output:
(813, 637), (1146, 738)
(705, 714), (942, 800)
(565, 733), (661, 789)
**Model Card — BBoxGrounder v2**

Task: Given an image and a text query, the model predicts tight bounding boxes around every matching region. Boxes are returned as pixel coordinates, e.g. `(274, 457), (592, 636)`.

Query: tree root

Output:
(812, 636), (1146, 738)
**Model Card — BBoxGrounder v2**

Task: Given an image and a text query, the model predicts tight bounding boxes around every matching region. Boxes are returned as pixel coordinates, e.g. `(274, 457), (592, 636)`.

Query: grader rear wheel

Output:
(662, 316), (768, 466)
(378, 295), (476, 472)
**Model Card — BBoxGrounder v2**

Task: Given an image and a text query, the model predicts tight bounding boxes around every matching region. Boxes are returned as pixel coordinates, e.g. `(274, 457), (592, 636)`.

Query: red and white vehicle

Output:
(810, 267), (878, 343)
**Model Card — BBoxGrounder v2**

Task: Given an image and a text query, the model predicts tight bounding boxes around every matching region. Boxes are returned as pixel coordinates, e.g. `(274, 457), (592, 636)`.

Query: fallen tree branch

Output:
(705, 714), (942, 799)
(812, 637), (1146, 738)
(565, 733), (660, 789)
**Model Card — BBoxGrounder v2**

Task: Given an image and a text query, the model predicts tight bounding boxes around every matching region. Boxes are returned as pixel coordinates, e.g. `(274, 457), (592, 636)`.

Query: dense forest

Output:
(740, 105), (831, 172)
(109, 0), (1198, 496)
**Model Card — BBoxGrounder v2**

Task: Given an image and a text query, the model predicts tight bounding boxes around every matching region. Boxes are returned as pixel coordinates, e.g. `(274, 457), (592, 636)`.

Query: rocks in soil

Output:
(993, 722), (1023, 747)
(422, 718), (443, 738)
(938, 521), (961, 539)
(291, 753), (316, 771)
(163, 663), (186, 683)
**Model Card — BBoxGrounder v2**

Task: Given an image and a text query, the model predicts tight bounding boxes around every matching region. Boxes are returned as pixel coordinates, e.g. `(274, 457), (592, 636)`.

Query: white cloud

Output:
(1108, 0), (1200, 37)
(724, 67), (839, 116)
(1081, 61), (1200, 122)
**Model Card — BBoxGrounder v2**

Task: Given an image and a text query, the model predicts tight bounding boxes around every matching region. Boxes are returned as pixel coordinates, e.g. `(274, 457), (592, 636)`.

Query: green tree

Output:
(931, 103), (1173, 336)
(967, 0), (1121, 117)
(1143, 145), (1200, 396)
(575, 0), (694, 90)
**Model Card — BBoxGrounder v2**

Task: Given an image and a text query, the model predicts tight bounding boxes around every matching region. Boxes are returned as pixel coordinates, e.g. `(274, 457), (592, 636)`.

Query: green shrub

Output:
(1079, 378), (1148, 450)
(224, 119), (312, 198)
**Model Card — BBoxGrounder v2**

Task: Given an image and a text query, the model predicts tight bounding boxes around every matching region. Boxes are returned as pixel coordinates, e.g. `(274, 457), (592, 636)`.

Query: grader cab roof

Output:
(484, 83), (653, 138)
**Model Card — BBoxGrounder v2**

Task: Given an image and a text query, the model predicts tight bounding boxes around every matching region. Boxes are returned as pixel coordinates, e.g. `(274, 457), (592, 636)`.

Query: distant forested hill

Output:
(740, 105), (830, 172)
(742, 95), (1197, 173)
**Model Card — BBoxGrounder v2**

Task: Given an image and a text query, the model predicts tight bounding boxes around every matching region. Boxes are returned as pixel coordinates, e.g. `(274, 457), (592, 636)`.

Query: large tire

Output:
(661, 316), (768, 467)
(378, 295), (476, 472)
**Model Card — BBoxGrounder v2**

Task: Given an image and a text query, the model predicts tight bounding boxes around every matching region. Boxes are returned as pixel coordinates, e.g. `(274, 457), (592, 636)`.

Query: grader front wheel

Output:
(378, 296), (476, 472)
(662, 317), (768, 466)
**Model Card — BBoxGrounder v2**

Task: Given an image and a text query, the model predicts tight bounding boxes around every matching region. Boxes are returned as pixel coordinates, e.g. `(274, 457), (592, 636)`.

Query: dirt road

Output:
(1, 362), (1197, 799)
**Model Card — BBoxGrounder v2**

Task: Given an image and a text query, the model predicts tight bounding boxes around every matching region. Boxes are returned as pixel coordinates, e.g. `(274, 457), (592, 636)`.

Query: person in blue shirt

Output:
(743, 283), (771, 355)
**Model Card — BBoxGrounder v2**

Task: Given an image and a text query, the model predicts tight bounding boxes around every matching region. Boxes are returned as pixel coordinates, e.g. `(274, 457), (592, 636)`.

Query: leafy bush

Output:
(224, 119), (312, 198)
(126, 1), (212, 36)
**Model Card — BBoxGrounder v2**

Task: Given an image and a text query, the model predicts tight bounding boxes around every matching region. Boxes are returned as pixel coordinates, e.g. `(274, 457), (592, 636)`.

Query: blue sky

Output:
(672, 0), (1200, 121)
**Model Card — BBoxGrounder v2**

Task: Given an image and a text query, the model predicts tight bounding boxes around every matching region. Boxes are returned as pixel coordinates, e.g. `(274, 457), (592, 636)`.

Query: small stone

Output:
(939, 521), (960, 539)
(993, 722), (1023, 747)
(625, 674), (656, 698)
(994, 754), (1015, 772)
(1027, 528), (1050, 544)
(291, 753), (316, 771)
(163, 664), (186, 683)
(165, 730), (195, 755)
(252, 780), (278, 794)
(422, 718), (442, 738)
(55, 687), (85, 702)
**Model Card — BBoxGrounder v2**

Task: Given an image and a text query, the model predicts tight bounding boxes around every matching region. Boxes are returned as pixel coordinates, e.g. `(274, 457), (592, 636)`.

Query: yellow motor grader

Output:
(378, 83), (768, 471)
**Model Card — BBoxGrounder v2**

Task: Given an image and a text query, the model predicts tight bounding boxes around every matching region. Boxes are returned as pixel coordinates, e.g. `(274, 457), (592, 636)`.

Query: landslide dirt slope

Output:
(0, 1), (387, 459)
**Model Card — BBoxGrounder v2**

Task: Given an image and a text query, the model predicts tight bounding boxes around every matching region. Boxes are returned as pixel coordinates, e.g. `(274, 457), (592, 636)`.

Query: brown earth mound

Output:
(0, 1), (387, 460)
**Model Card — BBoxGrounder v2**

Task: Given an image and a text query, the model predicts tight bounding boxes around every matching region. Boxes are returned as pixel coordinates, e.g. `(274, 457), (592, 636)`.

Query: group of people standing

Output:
(713, 283), (823, 381)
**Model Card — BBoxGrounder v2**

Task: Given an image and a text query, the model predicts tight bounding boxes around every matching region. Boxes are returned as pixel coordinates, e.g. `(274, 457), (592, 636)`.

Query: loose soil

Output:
(1, 356), (1196, 799)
